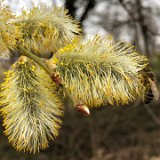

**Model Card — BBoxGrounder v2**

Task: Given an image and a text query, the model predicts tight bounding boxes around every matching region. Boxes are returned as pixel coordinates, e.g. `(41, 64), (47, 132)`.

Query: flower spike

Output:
(50, 35), (149, 107)
(15, 5), (82, 58)
(0, 56), (64, 153)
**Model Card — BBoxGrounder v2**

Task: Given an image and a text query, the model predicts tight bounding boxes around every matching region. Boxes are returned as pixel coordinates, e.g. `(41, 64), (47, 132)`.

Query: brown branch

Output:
(144, 105), (160, 126)
(65, 0), (77, 18)
(119, 0), (160, 36)
(80, 0), (96, 23)
(65, 0), (96, 27)
(118, 0), (152, 55)
(17, 46), (51, 74)
(118, 0), (138, 23)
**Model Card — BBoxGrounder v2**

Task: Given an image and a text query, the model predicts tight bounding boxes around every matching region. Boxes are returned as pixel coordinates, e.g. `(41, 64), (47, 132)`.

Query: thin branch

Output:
(144, 104), (160, 126)
(118, 0), (138, 23)
(17, 46), (63, 86)
(149, 30), (160, 36)
(80, 0), (96, 22)
(65, 0), (96, 30)
(119, 0), (152, 55)
(17, 46), (52, 76)
(65, 0), (77, 18)
(118, 0), (160, 37)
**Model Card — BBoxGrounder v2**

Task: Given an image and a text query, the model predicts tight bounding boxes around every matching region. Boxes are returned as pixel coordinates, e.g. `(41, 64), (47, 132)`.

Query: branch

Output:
(65, 0), (77, 18)
(118, 0), (160, 37)
(144, 105), (160, 126)
(149, 30), (160, 36)
(17, 46), (52, 76)
(118, 0), (138, 23)
(80, 0), (96, 22)
(17, 46), (63, 86)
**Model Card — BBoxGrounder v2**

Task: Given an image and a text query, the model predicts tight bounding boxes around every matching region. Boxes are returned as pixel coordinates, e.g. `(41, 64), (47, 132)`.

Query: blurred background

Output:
(0, 0), (160, 159)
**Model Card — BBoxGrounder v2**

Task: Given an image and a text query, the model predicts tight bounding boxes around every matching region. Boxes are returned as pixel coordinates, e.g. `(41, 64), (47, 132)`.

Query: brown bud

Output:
(51, 73), (62, 85)
(45, 59), (57, 70)
(19, 56), (28, 63)
(76, 104), (90, 116)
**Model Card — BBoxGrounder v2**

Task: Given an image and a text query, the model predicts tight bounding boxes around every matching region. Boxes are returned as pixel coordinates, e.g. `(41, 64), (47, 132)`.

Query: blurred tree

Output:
(76, 0), (160, 56)
(65, 0), (96, 29)
(118, 0), (154, 56)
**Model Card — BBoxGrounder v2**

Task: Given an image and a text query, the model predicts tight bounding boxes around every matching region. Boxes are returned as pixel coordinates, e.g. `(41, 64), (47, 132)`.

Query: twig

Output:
(17, 46), (64, 86)
(118, 0), (160, 37)
(17, 46), (52, 76)
(144, 104), (160, 126)
(118, 0), (138, 23)
(80, 0), (96, 22)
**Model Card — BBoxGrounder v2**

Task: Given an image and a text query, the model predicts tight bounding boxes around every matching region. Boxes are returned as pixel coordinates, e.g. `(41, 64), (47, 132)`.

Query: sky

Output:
(2, 0), (160, 43)
(2, 0), (111, 37)
(2, 0), (64, 14)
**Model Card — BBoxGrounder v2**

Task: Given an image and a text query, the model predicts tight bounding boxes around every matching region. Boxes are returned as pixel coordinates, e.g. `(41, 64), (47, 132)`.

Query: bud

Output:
(76, 104), (90, 116)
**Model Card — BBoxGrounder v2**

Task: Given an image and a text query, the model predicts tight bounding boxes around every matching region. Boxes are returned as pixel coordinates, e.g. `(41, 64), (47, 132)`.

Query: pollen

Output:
(0, 56), (64, 153)
(53, 35), (148, 107)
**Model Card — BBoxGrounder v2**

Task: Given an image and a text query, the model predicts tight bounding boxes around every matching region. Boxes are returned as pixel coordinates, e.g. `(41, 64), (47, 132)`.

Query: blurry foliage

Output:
(0, 102), (160, 160)
(65, 0), (160, 56)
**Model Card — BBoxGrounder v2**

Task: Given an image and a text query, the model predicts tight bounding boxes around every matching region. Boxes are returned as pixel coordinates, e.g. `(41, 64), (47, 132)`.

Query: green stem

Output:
(18, 46), (52, 75)
(15, 46), (62, 86)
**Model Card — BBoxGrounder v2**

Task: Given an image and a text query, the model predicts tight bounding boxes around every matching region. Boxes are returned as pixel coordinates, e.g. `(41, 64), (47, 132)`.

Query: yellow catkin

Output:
(0, 56), (64, 153)
(0, 3), (20, 57)
(51, 35), (149, 107)
(15, 5), (82, 58)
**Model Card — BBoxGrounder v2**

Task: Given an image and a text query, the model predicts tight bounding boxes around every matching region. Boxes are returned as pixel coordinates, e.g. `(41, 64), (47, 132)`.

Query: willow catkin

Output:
(0, 3), (20, 57)
(0, 56), (64, 153)
(15, 5), (82, 58)
(49, 36), (149, 107)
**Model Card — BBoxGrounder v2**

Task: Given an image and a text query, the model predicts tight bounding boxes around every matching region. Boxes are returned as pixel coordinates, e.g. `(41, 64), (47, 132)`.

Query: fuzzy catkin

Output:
(0, 56), (64, 153)
(52, 36), (148, 107)
(15, 5), (82, 58)
(0, 3), (20, 56)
